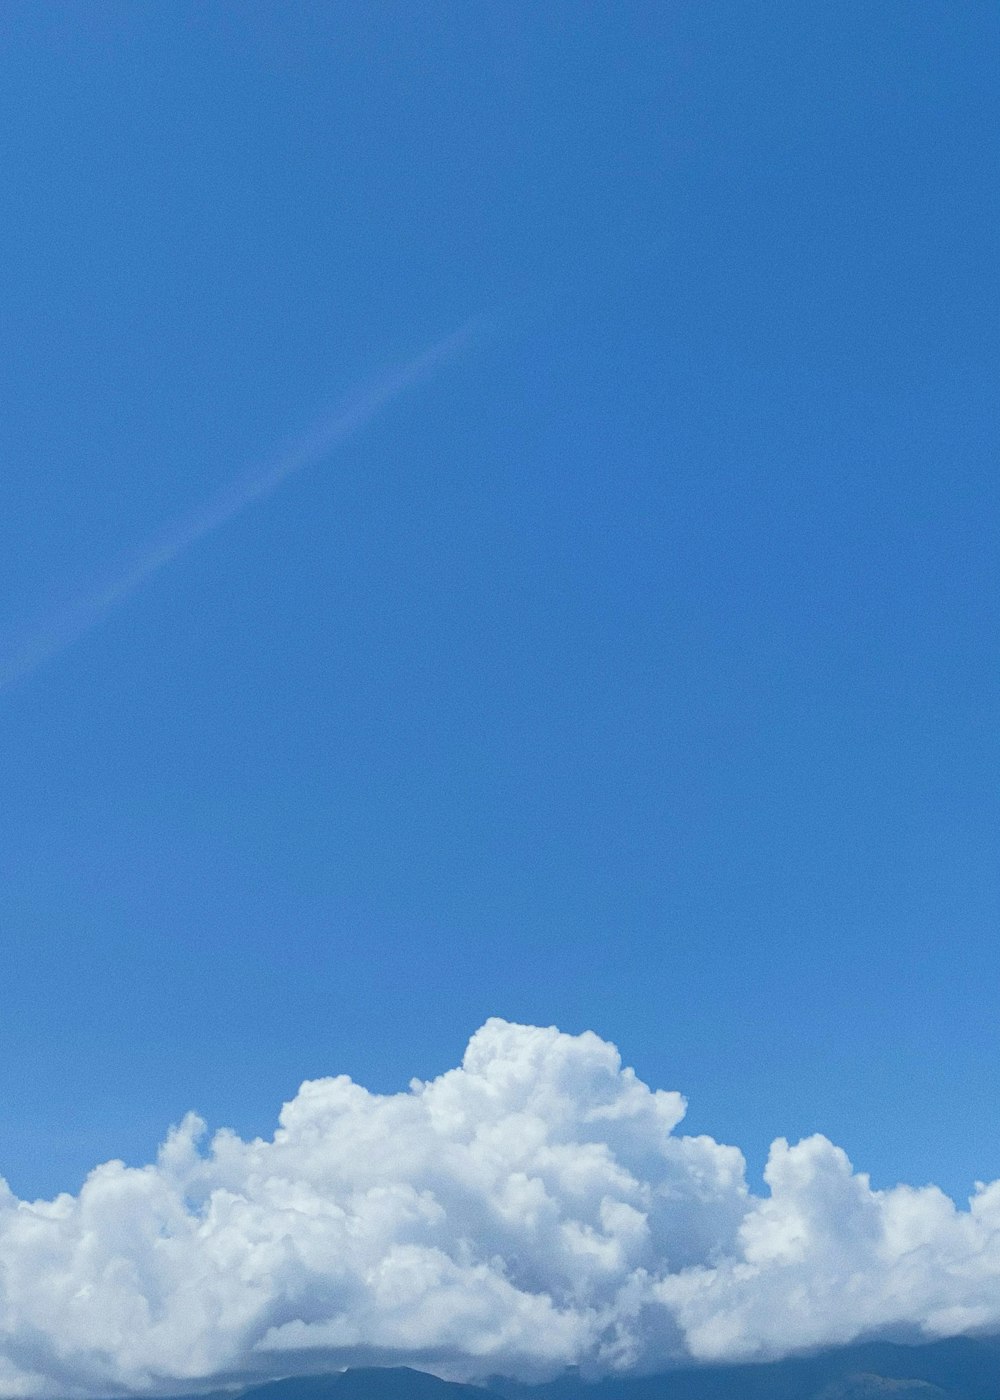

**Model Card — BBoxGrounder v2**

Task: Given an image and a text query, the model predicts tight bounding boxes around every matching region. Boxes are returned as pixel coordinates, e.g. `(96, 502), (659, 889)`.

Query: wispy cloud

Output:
(0, 322), (478, 692)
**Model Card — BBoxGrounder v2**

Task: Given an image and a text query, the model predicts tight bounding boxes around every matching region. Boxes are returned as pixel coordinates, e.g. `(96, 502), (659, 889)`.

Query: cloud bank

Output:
(3, 1019), (1000, 1397)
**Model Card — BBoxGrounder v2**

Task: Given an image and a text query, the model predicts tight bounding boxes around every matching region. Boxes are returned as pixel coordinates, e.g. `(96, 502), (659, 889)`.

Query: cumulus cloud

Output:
(2, 1019), (1000, 1397)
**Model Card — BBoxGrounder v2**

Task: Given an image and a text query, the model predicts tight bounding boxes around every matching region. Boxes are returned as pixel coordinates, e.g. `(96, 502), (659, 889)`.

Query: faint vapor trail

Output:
(0, 323), (478, 692)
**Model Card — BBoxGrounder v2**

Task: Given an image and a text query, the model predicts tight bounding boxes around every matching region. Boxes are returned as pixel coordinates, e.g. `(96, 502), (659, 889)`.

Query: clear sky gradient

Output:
(1, 2), (997, 1206)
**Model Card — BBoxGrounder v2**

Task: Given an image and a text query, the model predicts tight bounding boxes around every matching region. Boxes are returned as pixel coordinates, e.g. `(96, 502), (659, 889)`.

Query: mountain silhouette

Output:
(77, 1337), (1000, 1400)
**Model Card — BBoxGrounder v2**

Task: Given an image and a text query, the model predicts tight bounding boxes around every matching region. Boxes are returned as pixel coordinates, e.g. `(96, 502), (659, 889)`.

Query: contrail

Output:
(0, 322), (479, 693)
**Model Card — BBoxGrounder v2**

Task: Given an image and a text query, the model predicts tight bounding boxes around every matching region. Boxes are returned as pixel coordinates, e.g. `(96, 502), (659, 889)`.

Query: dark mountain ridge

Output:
(490, 1336), (1000, 1400)
(68, 1338), (1000, 1400)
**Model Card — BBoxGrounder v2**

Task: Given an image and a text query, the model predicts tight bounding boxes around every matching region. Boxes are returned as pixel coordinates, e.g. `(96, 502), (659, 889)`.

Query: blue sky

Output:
(1, 0), (998, 1221)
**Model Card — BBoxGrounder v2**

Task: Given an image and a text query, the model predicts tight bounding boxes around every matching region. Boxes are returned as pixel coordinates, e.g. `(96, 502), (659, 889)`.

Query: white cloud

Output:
(2, 1019), (1000, 1396)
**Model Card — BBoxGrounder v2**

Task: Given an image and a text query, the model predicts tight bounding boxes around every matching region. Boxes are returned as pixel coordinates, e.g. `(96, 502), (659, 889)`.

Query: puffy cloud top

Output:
(2, 1020), (1000, 1397)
